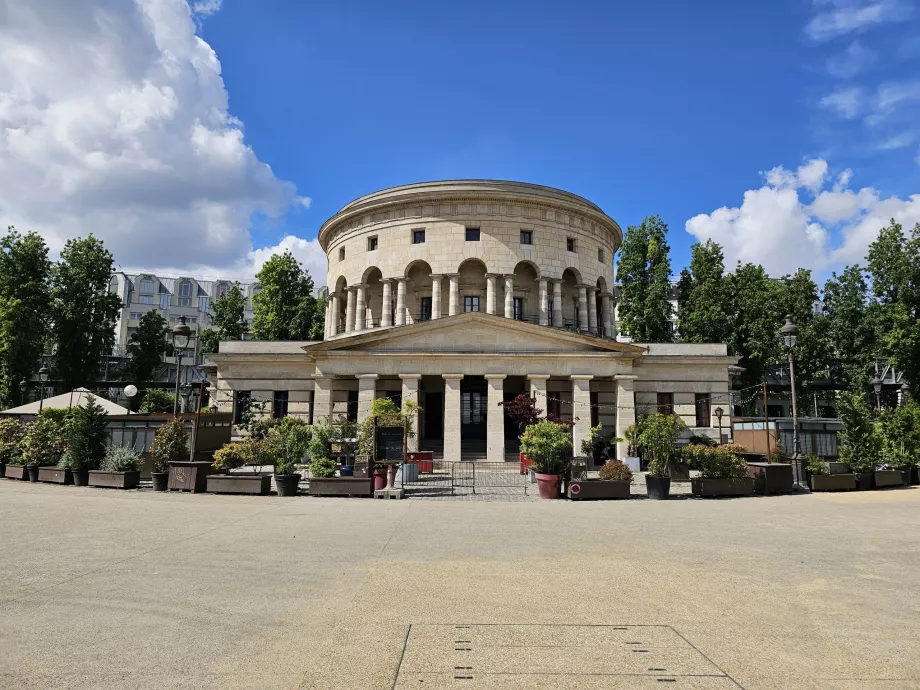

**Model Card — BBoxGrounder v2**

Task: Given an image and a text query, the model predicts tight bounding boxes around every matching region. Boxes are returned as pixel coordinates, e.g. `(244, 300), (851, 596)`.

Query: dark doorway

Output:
(347, 390), (359, 422)
(460, 376), (487, 441)
(503, 391), (518, 440)
(425, 392), (443, 440)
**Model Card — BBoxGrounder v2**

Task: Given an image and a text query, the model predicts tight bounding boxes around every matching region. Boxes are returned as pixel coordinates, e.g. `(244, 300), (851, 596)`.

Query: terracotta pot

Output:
(534, 473), (562, 499)
(373, 469), (387, 491)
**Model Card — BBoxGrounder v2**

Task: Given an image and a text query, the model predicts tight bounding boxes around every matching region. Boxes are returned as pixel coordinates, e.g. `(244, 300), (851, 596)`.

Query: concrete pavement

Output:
(1, 481), (919, 689)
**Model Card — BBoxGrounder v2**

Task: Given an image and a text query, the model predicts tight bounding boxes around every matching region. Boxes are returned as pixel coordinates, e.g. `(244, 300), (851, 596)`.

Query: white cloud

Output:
(878, 131), (917, 149)
(820, 87), (862, 119)
(825, 40), (876, 78)
(685, 158), (920, 275)
(805, 0), (911, 42)
(0, 0), (308, 275)
(191, 0), (222, 16)
(866, 81), (920, 125)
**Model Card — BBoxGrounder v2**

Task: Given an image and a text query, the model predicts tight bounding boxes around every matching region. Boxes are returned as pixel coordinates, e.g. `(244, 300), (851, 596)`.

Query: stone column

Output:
(485, 374), (507, 463)
(577, 285), (588, 332)
(356, 374), (378, 423)
(442, 374), (464, 463)
(381, 280), (393, 328)
(587, 288), (598, 334)
(323, 300), (331, 339)
(552, 280), (563, 328)
(504, 275), (514, 319)
(395, 278), (407, 326)
(615, 375), (638, 460)
(400, 374), (422, 452)
(538, 279), (549, 326)
(354, 284), (367, 331)
(431, 275), (442, 319)
(527, 374), (550, 404)
(448, 274), (459, 316)
(608, 293), (617, 338)
(601, 292), (612, 338)
(571, 375), (593, 457)
(485, 274), (498, 315)
(312, 377), (334, 424)
(330, 294), (341, 336)
(345, 288), (356, 334)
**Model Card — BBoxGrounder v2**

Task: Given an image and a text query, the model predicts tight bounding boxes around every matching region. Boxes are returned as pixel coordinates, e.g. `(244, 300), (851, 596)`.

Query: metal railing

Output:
(400, 460), (530, 496)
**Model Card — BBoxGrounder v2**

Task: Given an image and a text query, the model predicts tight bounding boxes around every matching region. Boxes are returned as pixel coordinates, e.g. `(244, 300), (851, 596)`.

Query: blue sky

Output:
(1, 0), (919, 282)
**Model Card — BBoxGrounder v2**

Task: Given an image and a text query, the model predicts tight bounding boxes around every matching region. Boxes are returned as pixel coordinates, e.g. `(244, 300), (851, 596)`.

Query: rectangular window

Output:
(129, 312), (143, 320)
(273, 391), (289, 419)
(347, 390), (359, 423)
(520, 230), (532, 245)
(695, 393), (711, 428)
(567, 237), (576, 252)
(419, 296), (432, 321)
(465, 227), (480, 242)
(412, 229), (425, 244)
(598, 247), (605, 262)
(656, 392), (674, 415)
(159, 293), (170, 309)
(179, 282), (192, 297)
(234, 390), (251, 425)
(140, 278), (154, 294)
(198, 296), (210, 312)
(464, 296), (480, 313)
(513, 297), (524, 321)
(547, 396), (561, 420)
(179, 298), (192, 307)
(367, 236), (378, 251)
(138, 294), (154, 305)
(590, 392), (599, 429)
(338, 247), (345, 261)
(767, 404), (785, 418)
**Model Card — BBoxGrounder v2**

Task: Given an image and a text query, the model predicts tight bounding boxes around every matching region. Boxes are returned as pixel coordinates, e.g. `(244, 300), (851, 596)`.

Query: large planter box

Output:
(747, 462), (794, 494)
(88, 471), (141, 490)
(308, 477), (373, 497)
(38, 467), (73, 485)
(810, 474), (856, 491)
(855, 472), (875, 491)
(669, 462), (691, 482)
(167, 461), (212, 493)
(568, 479), (630, 500)
(206, 474), (271, 495)
(825, 461), (850, 474)
(691, 477), (755, 497)
(874, 470), (903, 488)
(5, 465), (28, 480)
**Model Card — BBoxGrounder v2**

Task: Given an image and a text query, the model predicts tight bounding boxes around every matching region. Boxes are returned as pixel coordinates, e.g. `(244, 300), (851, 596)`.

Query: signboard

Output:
(375, 425), (405, 462)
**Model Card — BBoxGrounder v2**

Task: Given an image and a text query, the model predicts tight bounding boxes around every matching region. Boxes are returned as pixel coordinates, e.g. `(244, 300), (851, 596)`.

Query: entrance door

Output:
(460, 377), (487, 441)
(425, 392), (443, 440)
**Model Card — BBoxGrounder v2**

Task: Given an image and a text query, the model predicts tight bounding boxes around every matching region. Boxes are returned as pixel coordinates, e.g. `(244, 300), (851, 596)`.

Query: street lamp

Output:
(38, 365), (50, 413)
(171, 316), (191, 415)
(124, 384), (138, 413)
(19, 378), (27, 404)
(714, 406), (724, 445)
(179, 382), (193, 413)
(902, 382), (911, 408)
(869, 376), (883, 410)
(779, 315), (805, 489)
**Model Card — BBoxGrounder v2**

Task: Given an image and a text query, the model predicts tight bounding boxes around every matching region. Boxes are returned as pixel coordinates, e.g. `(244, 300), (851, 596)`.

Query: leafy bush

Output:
(598, 459), (633, 482)
(21, 416), (67, 467)
(719, 443), (748, 456)
(687, 433), (717, 447)
(269, 417), (313, 474)
(140, 389), (175, 414)
(39, 407), (71, 425)
(804, 453), (825, 476)
(308, 422), (332, 461)
(769, 449), (791, 464)
(149, 418), (189, 472)
(499, 393), (543, 435)
(519, 420), (572, 475)
(877, 401), (920, 471)
(212, 442), (249, 473)
(248, 416), (281, 441)
(102, 445), (142, 472)
(837, 391), (880, 473)
(580, 423), (603, 457)
(638, 414), (686, 478)
(308, 455), (337, 478)
(62, 395), (109, 470)
(0, 418), (26, 465)
(690, 445), (748, 479)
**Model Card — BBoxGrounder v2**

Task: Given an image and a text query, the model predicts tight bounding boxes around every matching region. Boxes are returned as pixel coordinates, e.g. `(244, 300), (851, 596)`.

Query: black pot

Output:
(26, 464), (40, 482)
(911, 467), (920, 486)
(0, 462), (5, 479)
(151, 472), (169, 491)
(274, 474), (300, 497)
(645, 475), (671, 500)
(855, 472), (875, 491)
(72, 468), (89, 487)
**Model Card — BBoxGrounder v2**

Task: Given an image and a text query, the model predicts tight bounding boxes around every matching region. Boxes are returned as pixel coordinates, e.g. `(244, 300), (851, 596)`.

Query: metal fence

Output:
(400, 460), (529, 496)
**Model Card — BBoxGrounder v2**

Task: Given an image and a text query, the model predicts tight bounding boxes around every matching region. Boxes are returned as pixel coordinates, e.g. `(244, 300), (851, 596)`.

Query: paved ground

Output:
(1, 480), (919, 690)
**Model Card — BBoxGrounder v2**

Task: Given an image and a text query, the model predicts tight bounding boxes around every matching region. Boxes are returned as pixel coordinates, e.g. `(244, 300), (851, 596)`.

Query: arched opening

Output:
(405, 260), (433, 324)
(458, 258), (487, 313)
(561, 268), (582, 331)
(334, 276), (348, 334)
(512, 261), (539, 322)
(363, 267), (382, 329)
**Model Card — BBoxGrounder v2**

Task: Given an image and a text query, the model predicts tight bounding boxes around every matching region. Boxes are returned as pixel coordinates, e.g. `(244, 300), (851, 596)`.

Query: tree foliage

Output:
(150, 418), (189, 472)
(202, 282), (249, 353)
(821, 266), (877, 390)
(252, 251), (323, 341)
(62, 394), (109, 470)
(125, 310), (169, 388)
(836, 391), (879, 473)
(50, 236), (122, 392)
(723, 263), (784, 389)
(0, 228), (52, 408)
(676, 240), (728, 344)
(139, 388), (175, 414)
(616, 215), (674, 342)
(21, 415), (67, 467)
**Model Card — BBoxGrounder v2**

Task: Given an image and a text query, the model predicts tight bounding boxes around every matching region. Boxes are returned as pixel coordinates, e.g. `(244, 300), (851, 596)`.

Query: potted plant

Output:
(638, 413), (686, 500)
(207, 441), (271, 495)
(519, 420), (572, 499)
(837, 392), (880, 490)
(500, 393), (544, 473)
(308, 421), (375, 496)
(270, 417), (312, 497)
(688, 444), (755, 497)
(878, 402), (919, 486)
(149, 418), (189, 491)
(806, 453), (856, 491)
(622, 421), (642, 472)
(0, 418), (26, 480)
(21, 415), (67, 482)
(89, 445), (143, 489)
(61, 395), (109, 486)
(568, 459), (633, 500)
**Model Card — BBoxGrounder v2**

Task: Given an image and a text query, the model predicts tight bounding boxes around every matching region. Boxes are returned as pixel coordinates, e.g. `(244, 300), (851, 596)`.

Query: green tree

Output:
(866, 220), (920, 398)
(198, 328), (221, 355)
(836, 391), (880, 473)
(821, 265), (877, 389)
(0, 228), (52, 408)
(50, 236), (122, 392)
(252, 251), (323, 341)
(62, 395), (109, 471)
(778, 268), (829, 393)
(676, 240), (729, 344)
(125, 311), (169, 388)
(723, 263), (784, 389)
(616, 215), (674, 342)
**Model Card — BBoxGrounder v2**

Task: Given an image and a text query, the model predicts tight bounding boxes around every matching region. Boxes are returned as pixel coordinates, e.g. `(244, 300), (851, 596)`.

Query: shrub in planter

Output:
(89, 445), (142, 489)
(598, 459), (633, 482)
(571, 459), (634, 500)
(308, 456), (336, 478)
(638, 414), (686, 499)
(269, 417), (313, 470)
(806, 455), (857, 491)
(61, 395), (109, 485)
(689, 444), (754, 497)
(519, 420), (572, 499)
(0, 418), (26, 478)
(149, 418), (189, 491)
(139, 388), (175, 414)
(878, 401), (920, 484)
(212, 442), (250, 474)
(21, 415), (67, 481)
(837, 392), (881, 489)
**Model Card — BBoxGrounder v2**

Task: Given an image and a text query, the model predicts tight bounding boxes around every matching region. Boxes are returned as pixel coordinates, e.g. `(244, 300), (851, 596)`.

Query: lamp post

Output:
(779, 315), (805, 490)
(714, 406), (724, 445)
(901, 382), (911, 408)
(19, 378), (27, 406)
(179, 382), (192, 413)
(171, 316), (191, 416)
(869, 376), (883, 410)
(37, 365), (49, 413)
(124, 384), (138, 413)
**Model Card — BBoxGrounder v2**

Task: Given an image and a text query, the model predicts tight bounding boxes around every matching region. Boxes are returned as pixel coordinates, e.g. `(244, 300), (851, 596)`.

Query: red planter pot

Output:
(534, 473), (562, 499)
(373, 469), (387, 491)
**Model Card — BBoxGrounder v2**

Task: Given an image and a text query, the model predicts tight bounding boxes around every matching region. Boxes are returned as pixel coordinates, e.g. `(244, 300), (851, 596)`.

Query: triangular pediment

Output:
(305, 313), (645, 356)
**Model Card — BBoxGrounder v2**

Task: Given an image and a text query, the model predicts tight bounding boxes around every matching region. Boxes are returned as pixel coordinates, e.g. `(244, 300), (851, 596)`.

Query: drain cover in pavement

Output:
(393, 624), (742, 689)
